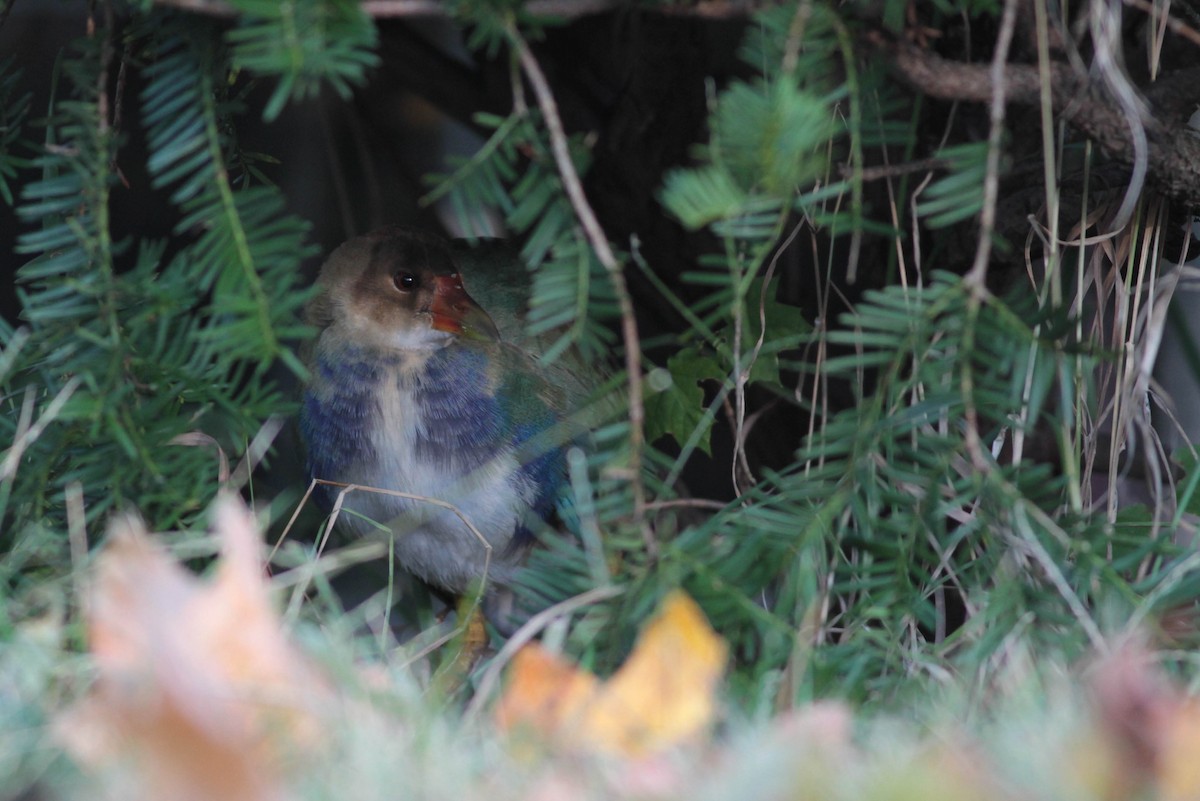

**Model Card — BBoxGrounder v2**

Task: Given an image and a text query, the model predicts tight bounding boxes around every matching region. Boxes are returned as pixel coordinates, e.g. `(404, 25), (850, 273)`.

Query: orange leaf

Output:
(493, 644), (598, 736)
(1086, 642), (1200, 801)
(495, 590), (727, 757)
(1159, 700), (1200, 801)
(56, 494), (328, 801)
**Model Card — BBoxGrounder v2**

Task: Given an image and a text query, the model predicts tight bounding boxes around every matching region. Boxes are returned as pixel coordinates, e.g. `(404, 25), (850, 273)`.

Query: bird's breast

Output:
(301, 342), (541, 590)
(305, 345), (519, 490)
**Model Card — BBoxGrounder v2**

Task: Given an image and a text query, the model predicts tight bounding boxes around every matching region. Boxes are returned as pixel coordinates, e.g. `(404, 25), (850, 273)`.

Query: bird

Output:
(298, 226), (575, 609)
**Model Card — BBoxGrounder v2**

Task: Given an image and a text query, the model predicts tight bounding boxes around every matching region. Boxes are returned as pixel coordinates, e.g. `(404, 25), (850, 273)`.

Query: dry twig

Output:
(510, 27), (655, 558)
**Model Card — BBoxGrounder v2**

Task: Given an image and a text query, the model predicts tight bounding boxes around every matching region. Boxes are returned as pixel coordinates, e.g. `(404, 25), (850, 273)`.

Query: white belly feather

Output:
(331, 376), (528, 592)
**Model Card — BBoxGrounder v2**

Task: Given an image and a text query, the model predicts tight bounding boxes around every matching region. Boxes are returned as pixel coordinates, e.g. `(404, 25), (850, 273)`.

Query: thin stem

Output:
(465, 585), (624, 719)
(965, 0), (1019, 289)
(199, 68), (279, 357)
(511, 28), (655, 558)
(1123, 0), (1200, 47)
(958, 0), (1019, 471)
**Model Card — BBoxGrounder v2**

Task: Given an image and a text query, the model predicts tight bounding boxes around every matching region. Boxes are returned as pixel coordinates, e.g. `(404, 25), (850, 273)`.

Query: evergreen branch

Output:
(92, 0), (120, 350)
(225, 0), (379, 121)
(197, 67), (280, 359)
(420, 112), (522, 207)
(510, 27), (654, 558)
(0, 377), (81, 483)
(1010, 499), (1107, 651)
(0, 60), (32, 207)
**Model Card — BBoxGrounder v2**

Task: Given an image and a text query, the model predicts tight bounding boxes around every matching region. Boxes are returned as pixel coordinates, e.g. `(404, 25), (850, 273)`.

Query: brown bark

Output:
(872, 33), (1200, 207)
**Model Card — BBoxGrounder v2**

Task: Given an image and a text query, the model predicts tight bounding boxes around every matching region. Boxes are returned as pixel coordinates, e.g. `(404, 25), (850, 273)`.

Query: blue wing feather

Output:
(300, 353), (384, 511)
(413, 347), (506, 470)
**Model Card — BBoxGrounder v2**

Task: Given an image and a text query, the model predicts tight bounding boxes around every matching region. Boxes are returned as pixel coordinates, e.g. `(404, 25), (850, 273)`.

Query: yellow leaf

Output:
(582, 591), (727, 756)
(495, 590), (728, 757)
(56, 493), (328, 801)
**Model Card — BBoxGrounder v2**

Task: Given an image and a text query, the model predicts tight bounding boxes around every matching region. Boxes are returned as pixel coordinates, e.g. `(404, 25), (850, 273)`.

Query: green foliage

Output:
(141, 23), (316, 366)
(441, 0), (1200, 706)
(449, 0), (560, 55)
(0, 57), (32, 206)
(713, 80), (840, 197)
(644, 348), (721, 456)
(2, 0), (1197, 739)
(0, 7), (359, 546)
(660, 79), (843, 233)
(915, 142), (991, 228)
(619, 271), (1197, 702)
(639, 274), (811, 457)
(226, 0), (379, 121)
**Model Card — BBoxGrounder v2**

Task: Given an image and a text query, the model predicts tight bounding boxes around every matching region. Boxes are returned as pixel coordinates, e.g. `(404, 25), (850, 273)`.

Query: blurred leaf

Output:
(495, 590), (727, 757)
(226, 0), (379, 122)
(493, 645), (598, 742)
(56, 495), (328, 801)
(1161, 701), (1200, 801)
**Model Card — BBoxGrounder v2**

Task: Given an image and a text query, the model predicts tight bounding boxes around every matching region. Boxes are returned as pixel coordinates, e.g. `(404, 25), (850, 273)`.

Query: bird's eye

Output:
(393, 272), (418, 292)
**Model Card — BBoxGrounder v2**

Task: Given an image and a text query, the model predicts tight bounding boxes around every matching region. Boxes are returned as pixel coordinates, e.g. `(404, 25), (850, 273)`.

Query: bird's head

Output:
(307, 227), (501, 351)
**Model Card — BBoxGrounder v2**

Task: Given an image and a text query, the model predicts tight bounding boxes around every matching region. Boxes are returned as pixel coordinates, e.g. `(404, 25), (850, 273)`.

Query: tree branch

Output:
(150, 0), (769, 19)
(873, 34), (1200, 207)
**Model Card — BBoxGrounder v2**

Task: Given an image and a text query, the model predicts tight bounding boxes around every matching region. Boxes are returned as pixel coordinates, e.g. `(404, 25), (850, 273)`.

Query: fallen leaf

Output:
(583, 590), (728, 756)
(1159, 699), (1200, 801)
(1084, 641), (1200, 801)
(56, 493), (328, 801)
(493, 643), (598, 736)
(495, 590), (728, 757)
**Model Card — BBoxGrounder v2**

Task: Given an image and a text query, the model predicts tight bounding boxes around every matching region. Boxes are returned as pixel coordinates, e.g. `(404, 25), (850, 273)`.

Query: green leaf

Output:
(644, 348), (723, 456)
